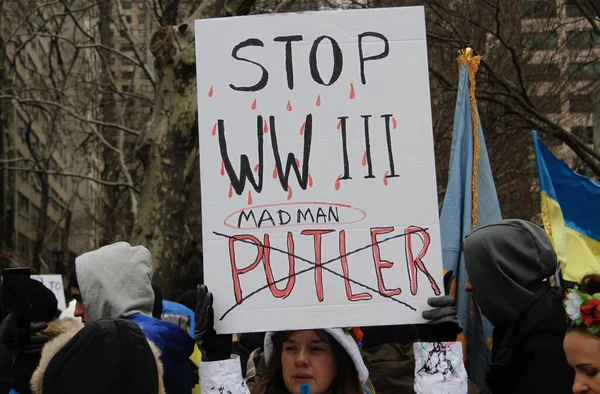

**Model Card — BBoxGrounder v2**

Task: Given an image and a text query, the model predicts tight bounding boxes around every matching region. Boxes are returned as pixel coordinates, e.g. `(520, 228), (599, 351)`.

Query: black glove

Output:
(419, 271), (462, 342)
(194, 285), (232, 361)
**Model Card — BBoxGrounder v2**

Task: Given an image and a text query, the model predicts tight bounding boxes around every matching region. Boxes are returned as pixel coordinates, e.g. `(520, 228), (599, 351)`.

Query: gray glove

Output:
(422, 295), (460, 326)
(421, 271), (462, 339)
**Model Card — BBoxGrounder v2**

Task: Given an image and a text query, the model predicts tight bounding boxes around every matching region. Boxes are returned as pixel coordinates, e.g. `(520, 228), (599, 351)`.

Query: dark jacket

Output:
(30, 319), (164, 394)
(486, 287), (573, 394)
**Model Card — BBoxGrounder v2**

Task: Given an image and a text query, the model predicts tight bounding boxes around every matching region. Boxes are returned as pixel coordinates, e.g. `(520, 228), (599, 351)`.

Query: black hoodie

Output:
(463, 219), (573, 393)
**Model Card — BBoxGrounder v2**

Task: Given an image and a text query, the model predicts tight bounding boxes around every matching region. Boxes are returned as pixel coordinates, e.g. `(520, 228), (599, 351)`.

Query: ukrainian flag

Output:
(533, 131), (600, 282)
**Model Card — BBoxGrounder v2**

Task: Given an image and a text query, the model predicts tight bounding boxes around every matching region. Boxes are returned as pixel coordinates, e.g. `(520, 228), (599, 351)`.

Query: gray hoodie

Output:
(75, 242), (155, 322)
(462, 219), (558, 326)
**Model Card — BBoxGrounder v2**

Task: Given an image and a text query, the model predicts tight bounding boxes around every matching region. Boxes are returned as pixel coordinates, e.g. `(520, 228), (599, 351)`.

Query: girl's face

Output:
(564, 331), (600, 393)
(281, 330), (338, 394)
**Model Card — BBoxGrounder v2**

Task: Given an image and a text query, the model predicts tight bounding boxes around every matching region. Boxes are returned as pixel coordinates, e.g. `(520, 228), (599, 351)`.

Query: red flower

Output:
(580, 299), (600, 327)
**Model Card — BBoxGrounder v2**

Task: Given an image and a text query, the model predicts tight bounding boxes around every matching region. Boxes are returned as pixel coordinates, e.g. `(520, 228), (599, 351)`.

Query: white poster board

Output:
(195, 6), (443, 334)
(31, 274), (67, 311)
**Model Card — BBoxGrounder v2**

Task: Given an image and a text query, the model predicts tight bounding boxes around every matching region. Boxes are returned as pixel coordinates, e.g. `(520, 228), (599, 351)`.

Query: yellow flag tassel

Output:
(456, 48), (482, 230)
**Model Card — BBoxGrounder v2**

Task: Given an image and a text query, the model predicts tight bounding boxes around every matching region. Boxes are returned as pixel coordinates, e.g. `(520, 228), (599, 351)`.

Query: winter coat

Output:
(485, 287), (573, 394)
(128, 313), (196, 394)
(30, 318), (165, 394)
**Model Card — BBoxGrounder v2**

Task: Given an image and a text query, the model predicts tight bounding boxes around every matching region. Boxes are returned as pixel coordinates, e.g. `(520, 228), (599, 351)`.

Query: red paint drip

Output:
(220, 161), (225, 176)
(272, 165), (278, 179)
(208, 85), (214, 97)
(300, 121), (305, 136)
(334, 175), (342, 191)
(287, 185), (293, 200)
(295, 158), (300, 167)
(228, 183), (233, 198)
(211, 123), (217, 136)
(254, 163), (259, 172)
(251, 98), (257, 110)
(263, 120), (268, 134)
(383, 170), (390, 186)
(286, 100), (293, 111)
(362, 151), (367, 167)
(316, 95), (322, 107)
(392, 116), (398, 129)
(349, 83), (356, 100)
(247, 190), (253, 205)
(336, 119), (342, 130)
(308, 173), (314, 187)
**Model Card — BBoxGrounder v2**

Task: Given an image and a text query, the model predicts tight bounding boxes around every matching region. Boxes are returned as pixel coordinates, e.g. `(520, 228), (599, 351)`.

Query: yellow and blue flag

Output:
(532, 131), (600, 282)
(440, 49), (502, 391)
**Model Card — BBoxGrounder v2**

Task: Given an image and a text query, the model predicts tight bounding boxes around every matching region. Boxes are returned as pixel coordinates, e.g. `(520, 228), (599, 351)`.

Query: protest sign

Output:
(195, 6), (443, 333)
(31, 274), (67, 311)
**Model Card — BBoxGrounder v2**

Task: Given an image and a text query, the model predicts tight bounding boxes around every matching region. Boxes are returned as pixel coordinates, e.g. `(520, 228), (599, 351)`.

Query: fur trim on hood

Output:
(31, 319), (165, 394)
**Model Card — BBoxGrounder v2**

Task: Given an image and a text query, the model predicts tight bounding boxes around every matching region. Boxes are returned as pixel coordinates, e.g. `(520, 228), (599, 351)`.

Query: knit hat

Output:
(0, 278), (58, 322)
(264, 328), (369, 385)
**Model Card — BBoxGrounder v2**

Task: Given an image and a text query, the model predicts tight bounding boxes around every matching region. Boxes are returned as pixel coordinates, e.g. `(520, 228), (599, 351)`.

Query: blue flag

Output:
(440, 50), (502, 391)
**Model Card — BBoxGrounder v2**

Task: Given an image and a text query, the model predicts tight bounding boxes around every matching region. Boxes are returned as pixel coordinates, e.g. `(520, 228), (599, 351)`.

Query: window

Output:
(17, 114), (28, 141)
(18, 233), (30, 258)
(522, 1), (557, 19)
(566, 0), (596, 18)
(29, 132), (39, 154)
(121, 71), (135, 79)
(572, 126), (594, 145)
(122, 85), (133, 93)
(122, 1), (132, 9)
(566, 30), (600, 49)
(139, 29), (146, 37)
(523, 63), (560, 82)
(530, 94), (562, 114)
(568, 63), (600, 80)
(120, 43), (133, 52)
(140, 72), (150, 80)
(18, 192), (29, 218)
(125, 15), (132, 24)
(49, 158), (58, 172)
(120, 57), (133, 65)
(31, 204), (41, 228)
(140, 85), (153, 93)
(521, 32), (558, 50)
(569, 94), (592, 113)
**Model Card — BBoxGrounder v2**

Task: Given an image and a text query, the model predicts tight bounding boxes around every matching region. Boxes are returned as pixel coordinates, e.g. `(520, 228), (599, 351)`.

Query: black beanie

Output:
(41, 319), (160, 394)
(0, 279), (58, 322)
(29, 279), (58, 321)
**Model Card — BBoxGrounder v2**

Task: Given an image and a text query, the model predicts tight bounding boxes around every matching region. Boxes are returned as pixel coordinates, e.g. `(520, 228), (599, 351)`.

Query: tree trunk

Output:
(32, 172), (49, 273)
(593, 96), (600, 158)
(131, 22), (199, 299)
(131, 0), (256, 298)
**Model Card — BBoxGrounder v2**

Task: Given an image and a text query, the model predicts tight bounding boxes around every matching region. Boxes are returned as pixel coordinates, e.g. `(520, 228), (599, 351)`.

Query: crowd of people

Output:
(0, 218), (599, 394)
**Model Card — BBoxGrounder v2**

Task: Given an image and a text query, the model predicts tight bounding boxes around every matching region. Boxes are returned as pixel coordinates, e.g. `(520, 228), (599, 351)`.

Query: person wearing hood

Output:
(29, 318), (164, 394)
(193, 285), (373, 394)
(70, 242), (195, 394)
(462, 219), (573, 393)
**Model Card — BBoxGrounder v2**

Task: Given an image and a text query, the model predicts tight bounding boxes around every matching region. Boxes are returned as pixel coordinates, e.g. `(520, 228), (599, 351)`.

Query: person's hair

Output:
(252, 330), (363, 394)
(151, 284), (163, 319)
(567, 274), (600, 335)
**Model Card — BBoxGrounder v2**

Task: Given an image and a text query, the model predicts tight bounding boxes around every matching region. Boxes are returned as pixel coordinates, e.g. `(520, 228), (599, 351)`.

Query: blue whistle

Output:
(300, 384), (311, 394)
